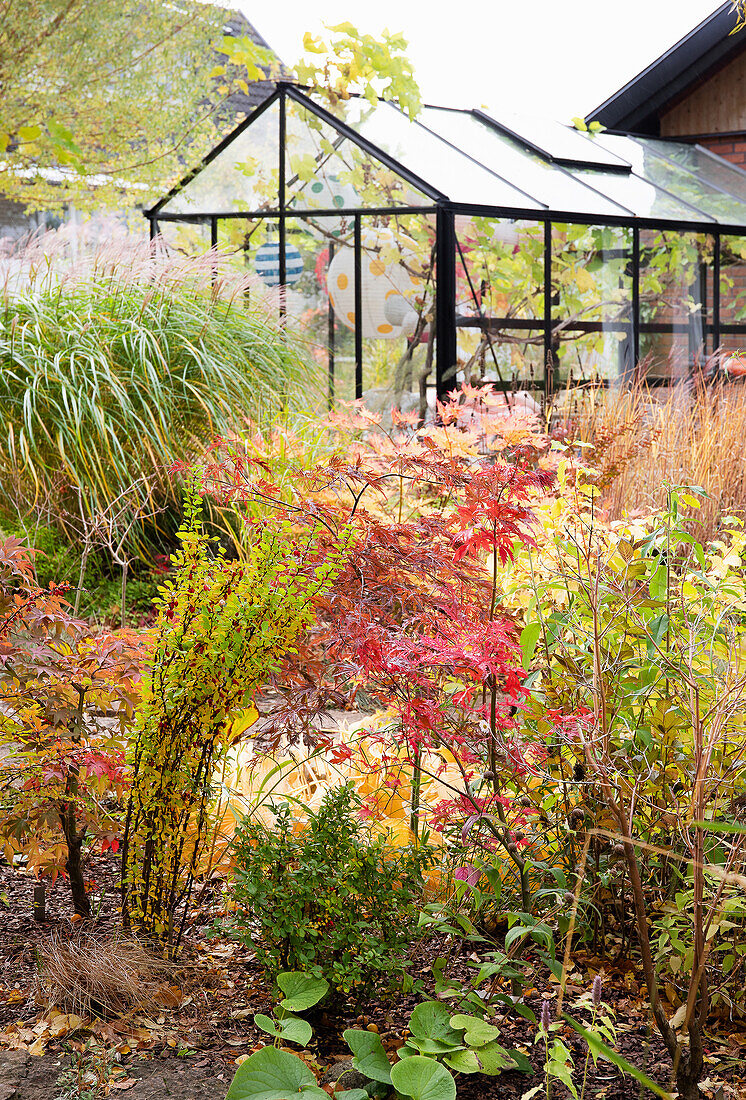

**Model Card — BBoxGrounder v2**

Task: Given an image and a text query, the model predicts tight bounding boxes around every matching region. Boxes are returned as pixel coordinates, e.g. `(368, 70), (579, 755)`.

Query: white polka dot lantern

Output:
(254, 239), (304, 286)
(327, 228), (421, 340)
(295, 174), (358, 238)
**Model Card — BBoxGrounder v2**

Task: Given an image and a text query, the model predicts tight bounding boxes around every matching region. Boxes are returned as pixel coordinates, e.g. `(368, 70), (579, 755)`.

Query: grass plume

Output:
(553, 378), (746, 543)
(0, 233), (318, 558)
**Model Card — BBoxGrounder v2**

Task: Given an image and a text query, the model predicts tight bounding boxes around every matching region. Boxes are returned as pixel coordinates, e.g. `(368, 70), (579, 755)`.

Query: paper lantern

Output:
(327, 228), (421, 340)
(254, 239), (304, 286)
(292, 174), (358, 239)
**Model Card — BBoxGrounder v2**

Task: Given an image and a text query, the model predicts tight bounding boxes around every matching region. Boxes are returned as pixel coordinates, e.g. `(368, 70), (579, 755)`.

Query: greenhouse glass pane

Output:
(455, 215), (544, 321)
(216, 217), (264, 279)
(420, 108), (628, 217)
(285, 99), (431, 216)
(551, 224), (632, 382)
(555, 331), (630, 384)
(323, 212), (437, 408)
(478, 110), (631, 169)
(311, 94), (545, 210)
(639, 229), (710, 379)
(277, 217), (348, 402)
(159, 99), (280, 215)
(571, 167), (712, 221)
(456, 326), (545, 393)
(719, 235), (746, 329)
(552, 224), (632, 324)
(591, 134), (731, 222)
(158, 220), (210, 254)
(640, 140), (746, 208)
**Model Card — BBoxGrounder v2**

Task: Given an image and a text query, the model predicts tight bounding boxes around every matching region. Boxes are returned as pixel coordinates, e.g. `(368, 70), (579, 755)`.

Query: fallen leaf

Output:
(110, 1078), (137, 1090)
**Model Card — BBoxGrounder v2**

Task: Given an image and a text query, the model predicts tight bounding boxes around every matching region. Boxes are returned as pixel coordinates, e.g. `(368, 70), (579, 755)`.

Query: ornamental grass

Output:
(0, 236), (315, 558)
(554, 377), (746, 544)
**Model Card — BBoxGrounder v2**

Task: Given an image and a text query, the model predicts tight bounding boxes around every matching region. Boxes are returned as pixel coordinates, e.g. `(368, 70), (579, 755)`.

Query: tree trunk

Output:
(677, 1058), (703, 1100)
(65, 829), (91, 918)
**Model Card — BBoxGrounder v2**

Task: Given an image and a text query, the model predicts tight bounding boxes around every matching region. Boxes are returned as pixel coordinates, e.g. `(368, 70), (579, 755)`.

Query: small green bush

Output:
(224, 784), (435, 995)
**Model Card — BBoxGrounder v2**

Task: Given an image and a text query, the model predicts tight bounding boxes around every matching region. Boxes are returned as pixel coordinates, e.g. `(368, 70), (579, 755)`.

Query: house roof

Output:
(587, 3), (746, 134)
(219, 8), (283, 117)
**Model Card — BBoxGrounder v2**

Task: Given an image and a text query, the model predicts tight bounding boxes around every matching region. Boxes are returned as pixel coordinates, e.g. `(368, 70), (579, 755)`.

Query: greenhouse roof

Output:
(149, 82), (746, 232)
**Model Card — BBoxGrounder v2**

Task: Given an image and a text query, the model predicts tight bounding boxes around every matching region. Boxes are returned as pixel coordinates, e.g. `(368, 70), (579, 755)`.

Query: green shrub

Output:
(225, 784), (435, 995)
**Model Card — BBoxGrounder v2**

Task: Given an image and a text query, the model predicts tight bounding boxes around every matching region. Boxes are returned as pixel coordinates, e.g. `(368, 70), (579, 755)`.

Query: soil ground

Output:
(0, 854), (745, 1100)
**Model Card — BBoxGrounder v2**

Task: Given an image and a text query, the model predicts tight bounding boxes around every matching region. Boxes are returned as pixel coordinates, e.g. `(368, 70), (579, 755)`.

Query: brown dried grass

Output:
(553, 379), (746, 544)
(37, 931), (175, 1019)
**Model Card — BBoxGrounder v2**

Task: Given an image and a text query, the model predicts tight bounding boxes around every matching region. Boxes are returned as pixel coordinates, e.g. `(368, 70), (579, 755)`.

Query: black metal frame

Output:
(146, 82), (746, 402)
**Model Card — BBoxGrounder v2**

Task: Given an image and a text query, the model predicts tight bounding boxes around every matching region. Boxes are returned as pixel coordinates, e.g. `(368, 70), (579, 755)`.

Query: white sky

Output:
(223, 0), (728, 122)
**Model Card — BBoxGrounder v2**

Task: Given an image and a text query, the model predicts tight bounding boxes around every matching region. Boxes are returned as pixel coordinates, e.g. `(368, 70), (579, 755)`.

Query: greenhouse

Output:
(148, 81), (746, 411)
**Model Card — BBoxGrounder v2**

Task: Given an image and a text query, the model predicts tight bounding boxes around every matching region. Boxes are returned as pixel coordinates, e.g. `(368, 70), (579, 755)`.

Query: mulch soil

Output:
(0, 853), (745, 1099)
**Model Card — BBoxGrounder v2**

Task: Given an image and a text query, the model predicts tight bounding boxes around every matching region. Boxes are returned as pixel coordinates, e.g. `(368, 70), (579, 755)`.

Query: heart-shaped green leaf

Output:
(253, 1013), (279, 1038)
(276, 972), (329, 1012)
(472, 1040), (515, 1075)
(390, 1056), (456, 1100)
(335, 1092), (369, 1100)
(226, 1047), (328, 1100)
(253, 1013), (312, 1048)
(443, 1049), (481, 1074)
(343, 1028), (393, 1085)
(408, 1003), (463, 1051)
(279, 1015), (313, 1047)
(449, 1014), (500, 1048)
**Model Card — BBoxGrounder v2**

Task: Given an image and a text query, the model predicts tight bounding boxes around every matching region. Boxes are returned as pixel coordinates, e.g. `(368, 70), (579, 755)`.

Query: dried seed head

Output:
(592, 974), (603, 1009)
(540, 998), (552, 1033)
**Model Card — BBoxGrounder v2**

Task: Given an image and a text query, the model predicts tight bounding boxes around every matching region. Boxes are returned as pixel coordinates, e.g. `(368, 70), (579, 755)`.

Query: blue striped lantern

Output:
(254, 239), (304, 286)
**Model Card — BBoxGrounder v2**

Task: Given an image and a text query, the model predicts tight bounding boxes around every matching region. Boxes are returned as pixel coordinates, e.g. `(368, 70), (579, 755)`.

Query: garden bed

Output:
(1, 855), (744, 1099)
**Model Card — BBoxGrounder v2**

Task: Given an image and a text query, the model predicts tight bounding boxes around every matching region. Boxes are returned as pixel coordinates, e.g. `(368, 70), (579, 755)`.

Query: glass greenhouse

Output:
(147, 81), (746, 413)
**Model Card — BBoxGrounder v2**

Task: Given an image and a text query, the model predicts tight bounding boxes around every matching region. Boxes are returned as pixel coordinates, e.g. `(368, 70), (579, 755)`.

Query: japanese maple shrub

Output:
(121, 487), (348, 950)
(199, 388), (554, 913)
(0, 537), (144, 916)
(226, 783), (435, 994)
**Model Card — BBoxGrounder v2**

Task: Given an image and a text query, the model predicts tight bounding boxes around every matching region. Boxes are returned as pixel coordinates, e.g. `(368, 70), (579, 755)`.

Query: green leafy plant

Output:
(227, 993), (531, 1100)
(225, 783), (434, 994)
(122, 488), (347, 949)
(254, 971), (330, 1049)
(519, 484), (746, 1099)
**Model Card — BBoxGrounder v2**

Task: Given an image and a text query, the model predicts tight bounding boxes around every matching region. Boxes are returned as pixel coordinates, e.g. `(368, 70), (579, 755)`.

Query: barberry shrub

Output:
(225, 783), (435, 995)
(121, 487), (348, 949)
